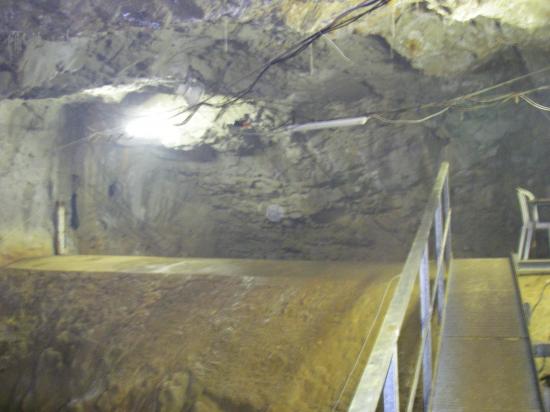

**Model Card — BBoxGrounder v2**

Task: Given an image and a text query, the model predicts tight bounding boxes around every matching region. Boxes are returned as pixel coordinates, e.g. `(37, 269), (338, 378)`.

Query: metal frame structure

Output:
(348, 162), (452, 412)
(512, 253), (550, 276)
(516, 188), (550, 260)
(513, 188), (550, 275)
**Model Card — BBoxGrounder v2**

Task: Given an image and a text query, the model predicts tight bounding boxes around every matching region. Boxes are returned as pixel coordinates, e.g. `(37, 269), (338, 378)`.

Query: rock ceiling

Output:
(2, 0), (549, 90)
(0, 0), (549, 148)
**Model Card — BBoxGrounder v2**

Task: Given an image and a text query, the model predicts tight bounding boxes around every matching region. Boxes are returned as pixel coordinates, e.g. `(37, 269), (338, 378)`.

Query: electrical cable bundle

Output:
(173, 0), (391, 125)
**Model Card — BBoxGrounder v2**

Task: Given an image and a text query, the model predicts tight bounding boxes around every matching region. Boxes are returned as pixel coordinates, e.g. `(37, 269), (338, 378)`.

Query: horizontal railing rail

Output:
(348, 162), (452, 412)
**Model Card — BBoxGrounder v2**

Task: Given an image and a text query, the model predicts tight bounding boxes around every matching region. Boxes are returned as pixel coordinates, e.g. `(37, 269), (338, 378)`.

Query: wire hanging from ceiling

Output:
(54, 65), (550, 151)
(282, 81), (550, 132)
(521, 95), (550, 112)
(171, 0), (391, 125)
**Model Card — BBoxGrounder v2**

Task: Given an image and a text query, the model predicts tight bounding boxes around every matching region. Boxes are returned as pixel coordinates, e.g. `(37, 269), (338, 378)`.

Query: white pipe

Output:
(55, 201), (67, 255)
(287, 116), (368, 132)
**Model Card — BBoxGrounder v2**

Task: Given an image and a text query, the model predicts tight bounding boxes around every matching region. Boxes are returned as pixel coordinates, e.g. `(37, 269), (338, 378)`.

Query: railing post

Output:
(383, 345), (400, 412)
(434, 203), (444, 321)
(346, 163), (449, 412)
(443, 176), (452, 265)
(54, 201), (67, 255)
(419, 244), (432, 411)
(434, 203), (443, 259)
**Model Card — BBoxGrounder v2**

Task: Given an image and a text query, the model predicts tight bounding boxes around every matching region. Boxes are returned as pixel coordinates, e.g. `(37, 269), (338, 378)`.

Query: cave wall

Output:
(60, 93), (550, 261)
(68, 121), (436, 261)
(2, 86), (550, 263)
(1, 1), (550, 262)
(448, 107), (550, 256)
(0, 99), (74, 265)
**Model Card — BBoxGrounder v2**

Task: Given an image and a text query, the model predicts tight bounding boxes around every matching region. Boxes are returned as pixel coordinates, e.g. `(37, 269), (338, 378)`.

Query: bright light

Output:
(125, 108), (181, 142)
(122, 93), (256, 148)
(123, 94), (212, 147)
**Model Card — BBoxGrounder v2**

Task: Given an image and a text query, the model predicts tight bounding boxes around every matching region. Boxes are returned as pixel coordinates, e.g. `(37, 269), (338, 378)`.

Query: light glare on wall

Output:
(122, 93), (255, 148)
(125, 108), (181, 142)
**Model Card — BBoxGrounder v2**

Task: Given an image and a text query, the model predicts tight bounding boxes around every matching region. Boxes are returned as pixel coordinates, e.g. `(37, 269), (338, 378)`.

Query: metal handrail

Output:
(348, 162), (452, 412)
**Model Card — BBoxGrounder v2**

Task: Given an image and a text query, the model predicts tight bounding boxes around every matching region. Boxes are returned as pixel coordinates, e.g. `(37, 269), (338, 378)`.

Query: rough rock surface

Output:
(0, 1), (550, 261)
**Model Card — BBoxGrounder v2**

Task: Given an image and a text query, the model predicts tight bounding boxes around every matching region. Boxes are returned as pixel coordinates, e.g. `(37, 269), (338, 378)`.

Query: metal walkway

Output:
(431, 258), (542, 412)
(347, 163), (543, 412)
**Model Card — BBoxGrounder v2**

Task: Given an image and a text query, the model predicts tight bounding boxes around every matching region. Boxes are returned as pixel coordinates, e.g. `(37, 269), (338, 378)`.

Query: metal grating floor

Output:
(431, 259), (542, 412)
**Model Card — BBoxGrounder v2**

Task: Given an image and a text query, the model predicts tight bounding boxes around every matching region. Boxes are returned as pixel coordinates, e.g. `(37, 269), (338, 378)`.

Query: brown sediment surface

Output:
(0, 256), (403, 411)
(519, 275), (550, 380)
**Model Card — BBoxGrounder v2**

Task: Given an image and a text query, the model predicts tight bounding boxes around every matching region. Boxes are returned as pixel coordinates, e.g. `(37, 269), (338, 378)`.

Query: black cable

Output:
(172, 0), (390, 126)
(220, 1), (389, 103)
(531, 281), (550, 318)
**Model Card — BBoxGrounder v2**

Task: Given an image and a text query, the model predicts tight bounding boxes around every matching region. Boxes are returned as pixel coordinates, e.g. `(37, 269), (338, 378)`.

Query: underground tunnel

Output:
(0, 1), (549, 411)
